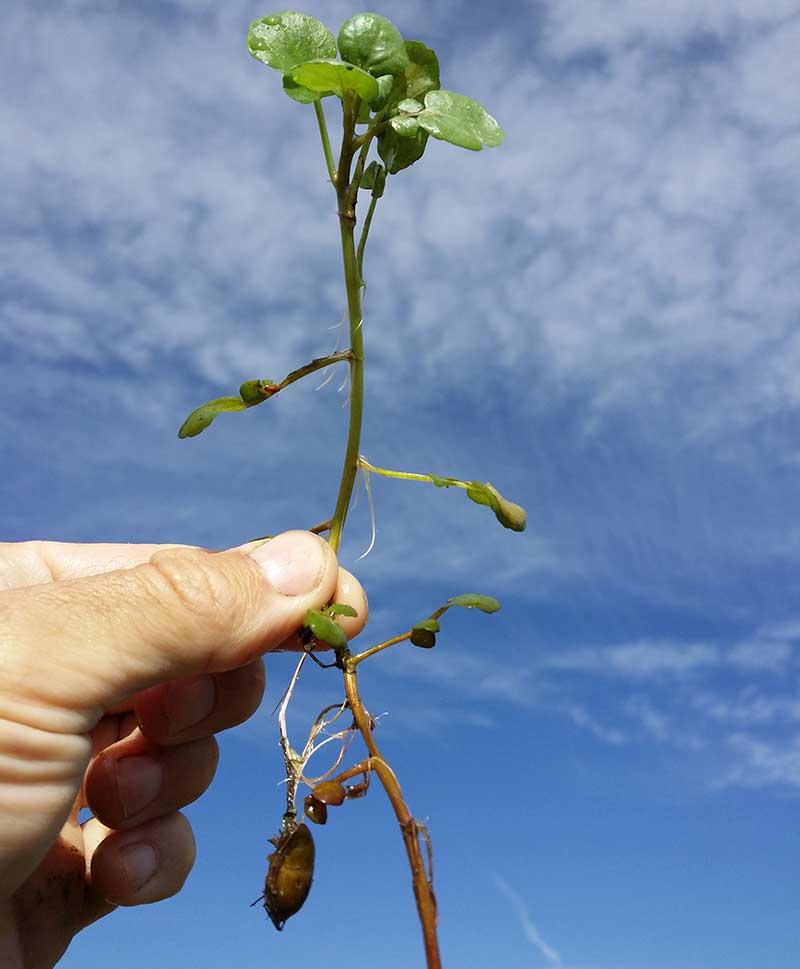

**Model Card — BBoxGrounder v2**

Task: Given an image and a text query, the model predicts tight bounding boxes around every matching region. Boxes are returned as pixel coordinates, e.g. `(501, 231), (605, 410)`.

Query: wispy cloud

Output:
(494, 875), (562, 966)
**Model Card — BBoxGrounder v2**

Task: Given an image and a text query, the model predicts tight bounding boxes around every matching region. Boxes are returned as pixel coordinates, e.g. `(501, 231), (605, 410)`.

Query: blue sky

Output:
(2, 1), (800, 966)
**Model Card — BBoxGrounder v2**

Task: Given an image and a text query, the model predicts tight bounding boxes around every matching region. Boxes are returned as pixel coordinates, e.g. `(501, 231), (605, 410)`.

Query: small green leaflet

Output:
(291, 58), (379, 102)
(417, 90), (503, 151)
(447, 594), (501, 613)
(303, 609), (348, 650)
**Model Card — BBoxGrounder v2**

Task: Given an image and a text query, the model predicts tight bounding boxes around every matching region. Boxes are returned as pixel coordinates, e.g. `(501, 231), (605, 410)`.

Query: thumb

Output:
(0, 531), (338, 733)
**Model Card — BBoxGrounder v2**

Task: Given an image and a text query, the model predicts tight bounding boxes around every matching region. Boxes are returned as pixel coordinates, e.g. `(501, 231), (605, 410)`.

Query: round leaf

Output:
(397, 98), (423, 114)
(371, 74), (396, 111)
(417, 90), (504, 151)
(337, 13), (409, 78)
(291, 59), (378, 102)
(248, 12), (337, 72)
(178, 397), (246, 439)
(390, 116), (420, 138)
(414, 619), (441, 633)
(303, 609), (348, 650)
(239, 379), (277, 405)
(447, 594), (501, 614)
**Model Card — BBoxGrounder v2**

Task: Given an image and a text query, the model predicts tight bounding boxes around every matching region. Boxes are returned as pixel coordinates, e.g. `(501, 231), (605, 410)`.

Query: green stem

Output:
(356, 192), (379, 284)
(329, 95), (364, 553)
(278, 350), (351, 391)
(314, 99), (336, 185)
(359, 458), (468, 489)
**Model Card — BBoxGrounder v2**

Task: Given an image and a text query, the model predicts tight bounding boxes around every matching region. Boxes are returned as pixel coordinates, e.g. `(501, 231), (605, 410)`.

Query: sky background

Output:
(2, 1), (800, 967)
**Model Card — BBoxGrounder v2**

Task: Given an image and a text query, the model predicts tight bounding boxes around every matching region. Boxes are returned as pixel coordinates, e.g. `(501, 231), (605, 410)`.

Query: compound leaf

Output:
(248, 12), (337, 72)
(417, 90), (503, 151)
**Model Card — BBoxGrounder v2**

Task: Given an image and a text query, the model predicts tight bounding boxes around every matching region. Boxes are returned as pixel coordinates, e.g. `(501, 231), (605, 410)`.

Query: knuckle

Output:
(143, 548), (249, 637)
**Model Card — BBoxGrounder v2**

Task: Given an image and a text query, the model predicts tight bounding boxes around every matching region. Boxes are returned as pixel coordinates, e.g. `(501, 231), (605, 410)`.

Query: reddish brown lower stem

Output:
(342, 667), (440, 969)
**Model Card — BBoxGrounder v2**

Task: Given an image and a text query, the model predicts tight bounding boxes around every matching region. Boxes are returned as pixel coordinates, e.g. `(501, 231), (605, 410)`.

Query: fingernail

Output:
(116, 756), (163, 818)
(249, 531), (327, 596)
(165, 675), (216, 735)
(118, 842), (158, 891)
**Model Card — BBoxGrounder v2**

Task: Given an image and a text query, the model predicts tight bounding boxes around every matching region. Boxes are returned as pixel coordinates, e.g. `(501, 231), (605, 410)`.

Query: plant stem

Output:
(317, 94), (442, 969)
(359, 458), (468, 489)
(342, 667), (440, 968)
(329, 96), (365, 553)
(314, 99), (336, 185)
(356, 191), (379, 283)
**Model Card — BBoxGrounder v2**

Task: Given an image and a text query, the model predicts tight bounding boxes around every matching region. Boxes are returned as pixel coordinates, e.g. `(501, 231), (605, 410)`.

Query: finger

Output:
(0, 540), (193, 590)
(0, 531), (340, 733)
(133, 659), (265, 746)
(84, 729), (219, 829)
(85, 812), (196, 907)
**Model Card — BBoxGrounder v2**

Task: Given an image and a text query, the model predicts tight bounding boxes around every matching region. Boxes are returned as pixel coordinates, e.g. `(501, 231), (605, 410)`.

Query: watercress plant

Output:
(179, 11), (525, 967)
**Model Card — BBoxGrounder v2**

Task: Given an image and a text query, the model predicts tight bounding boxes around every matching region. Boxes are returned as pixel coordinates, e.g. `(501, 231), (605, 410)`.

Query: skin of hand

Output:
(0, 531), (367, 969)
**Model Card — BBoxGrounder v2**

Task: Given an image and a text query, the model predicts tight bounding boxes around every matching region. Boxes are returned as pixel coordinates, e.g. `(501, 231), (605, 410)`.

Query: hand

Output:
(0, 531), (367, 968)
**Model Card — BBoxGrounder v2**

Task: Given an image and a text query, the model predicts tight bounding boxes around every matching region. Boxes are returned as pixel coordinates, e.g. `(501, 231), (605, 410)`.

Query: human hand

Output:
(0, 531), (367, 968)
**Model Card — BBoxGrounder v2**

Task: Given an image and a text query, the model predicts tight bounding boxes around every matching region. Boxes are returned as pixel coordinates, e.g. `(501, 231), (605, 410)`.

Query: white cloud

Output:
(494, 875), (563, 966)
(543, 641), (719, 678)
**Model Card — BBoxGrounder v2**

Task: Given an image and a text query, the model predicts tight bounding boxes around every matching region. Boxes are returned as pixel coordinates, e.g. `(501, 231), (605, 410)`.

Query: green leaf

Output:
(248, 12), (337, 72)
(178, 397), (246, 439)
(359, 160), (386, 198)
(283, 74), (329, 103)
(414, 619), (441, 633)
(371, 74), (396, 111)
(337, 13), (409, 78)
(397, 97), (423, 114)
(417, 90), (503, 151)
(390, 115), (420, 138)
(429, 473), (455, 488)
(403, 41), (440, 102)
(466, 481), (527, 532)
(303, 609), (348, 650)
(447, 594), (501, 614)
(378, 126), (428, 173)
(291, 59), (378, 102)
(326, 603), (358, 618)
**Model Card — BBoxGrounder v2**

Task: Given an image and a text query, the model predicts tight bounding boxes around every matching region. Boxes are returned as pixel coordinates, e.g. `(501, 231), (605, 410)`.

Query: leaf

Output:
(248, 12), (337, 72)
(429, 473), (455, 488)
(283, 74), (330, 103)
(291, 59), (378, 102)
(337, 13), (409, 78)
(417, 90), (503, 151)
(359, 161), (386, 197)
(413, 619), (441, 633)
(403, 41), (440, 102)
(303, 609), (348, 650)
(371, 74), (396, 111)
(178, 397), (246, 439)
(397, 97), (423, 114)
(378, 126), (428, 173)
(447, 594), (501, 613)
(390, 116), (420, 138)
(326, 603), (358, 618)
(466, 481), (527, 532)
